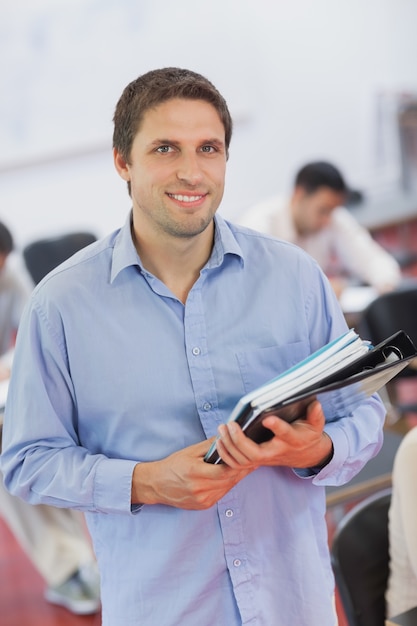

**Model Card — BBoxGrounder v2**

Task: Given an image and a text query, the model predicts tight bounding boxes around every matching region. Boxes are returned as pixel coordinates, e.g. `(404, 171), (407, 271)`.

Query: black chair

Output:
(331, 488), (392, 626)
(23, 231), (97, 284)
(359, 286), (417, 419)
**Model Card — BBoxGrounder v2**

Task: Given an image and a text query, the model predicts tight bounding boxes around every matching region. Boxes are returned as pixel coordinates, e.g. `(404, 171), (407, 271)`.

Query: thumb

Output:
(306, 400), (325, 428)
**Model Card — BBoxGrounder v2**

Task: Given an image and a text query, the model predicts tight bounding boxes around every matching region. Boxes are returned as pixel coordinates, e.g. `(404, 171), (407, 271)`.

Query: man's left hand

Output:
(215, 400), (333, 470)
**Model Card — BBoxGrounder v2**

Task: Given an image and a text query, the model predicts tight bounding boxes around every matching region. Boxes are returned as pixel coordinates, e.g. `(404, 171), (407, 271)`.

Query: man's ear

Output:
(113, 148), (130, 183)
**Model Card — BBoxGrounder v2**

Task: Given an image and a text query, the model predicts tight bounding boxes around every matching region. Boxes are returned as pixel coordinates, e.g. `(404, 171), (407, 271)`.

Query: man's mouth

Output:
(167, 193), (205, 203)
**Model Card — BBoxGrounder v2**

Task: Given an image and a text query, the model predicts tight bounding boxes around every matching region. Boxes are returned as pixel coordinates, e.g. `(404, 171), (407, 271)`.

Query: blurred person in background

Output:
(0, 219), (100, 615)
(0, 221), (31, 365)
(386, 425), (417, 618)
(238, 161), (402, 299)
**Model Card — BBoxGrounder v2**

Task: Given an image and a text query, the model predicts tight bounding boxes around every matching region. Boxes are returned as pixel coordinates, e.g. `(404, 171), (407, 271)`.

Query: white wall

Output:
(1, 0), (417, 248)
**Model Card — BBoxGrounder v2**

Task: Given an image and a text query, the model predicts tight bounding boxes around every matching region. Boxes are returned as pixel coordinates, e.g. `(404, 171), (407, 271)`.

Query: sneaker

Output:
(78, 561), (101, 599)
(44, 568), (101, 615)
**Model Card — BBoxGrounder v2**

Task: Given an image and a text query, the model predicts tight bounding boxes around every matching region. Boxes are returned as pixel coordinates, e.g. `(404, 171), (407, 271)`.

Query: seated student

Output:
(238, 161), (402, 298)
(0, 220), (100, 615)
(386, 426), (417, 619)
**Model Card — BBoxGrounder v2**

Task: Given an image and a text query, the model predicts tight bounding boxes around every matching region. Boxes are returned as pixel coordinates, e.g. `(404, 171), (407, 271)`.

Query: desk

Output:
(351, 191), (417, 279)
(338, 191), (417, 326)
(339, 286), (378, 315)
(340, 276), (417, 330)
(339, 285), (379, 328)
(386, 606), (417, 625)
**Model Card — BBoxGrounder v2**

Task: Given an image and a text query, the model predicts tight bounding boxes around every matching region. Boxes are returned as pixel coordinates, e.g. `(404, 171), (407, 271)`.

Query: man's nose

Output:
(176, 153), (203, 185)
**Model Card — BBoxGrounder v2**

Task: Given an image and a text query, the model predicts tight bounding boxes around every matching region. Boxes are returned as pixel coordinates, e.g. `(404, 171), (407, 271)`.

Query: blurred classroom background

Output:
(1, 0), (417, 249)
(1, 2), (417, 625)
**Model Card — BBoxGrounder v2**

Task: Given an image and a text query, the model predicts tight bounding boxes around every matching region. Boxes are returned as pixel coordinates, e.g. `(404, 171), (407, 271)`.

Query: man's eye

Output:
(201, 145), (216, 153)
(156, 145), (173, 153)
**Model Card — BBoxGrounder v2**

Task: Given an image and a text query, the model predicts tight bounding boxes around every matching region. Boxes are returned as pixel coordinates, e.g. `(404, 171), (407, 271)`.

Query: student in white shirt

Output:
(386, 426), (417, 618)
(238, 161), (402, 298)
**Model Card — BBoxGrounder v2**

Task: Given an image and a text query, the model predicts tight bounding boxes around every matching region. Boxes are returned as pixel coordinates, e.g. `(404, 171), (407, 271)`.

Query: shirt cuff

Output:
(94, 457), (138, 514)
(293, 424), (349, 480)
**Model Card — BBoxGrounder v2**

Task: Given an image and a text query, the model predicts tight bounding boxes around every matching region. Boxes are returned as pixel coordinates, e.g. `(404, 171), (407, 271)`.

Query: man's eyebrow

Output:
(203, 138), (225, 149)
(148, 138), (225, 148)
(148, 138), (179, 148)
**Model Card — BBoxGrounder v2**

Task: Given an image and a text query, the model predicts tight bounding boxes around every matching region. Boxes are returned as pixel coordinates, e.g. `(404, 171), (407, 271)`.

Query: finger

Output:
(215, 438), (247, 467)
(218, 423), (248, 458)
(260, 414), (294, 439)
(305, 401), (325, 429)
(263, 401), (324, 436)
(217, 424), (257, 467)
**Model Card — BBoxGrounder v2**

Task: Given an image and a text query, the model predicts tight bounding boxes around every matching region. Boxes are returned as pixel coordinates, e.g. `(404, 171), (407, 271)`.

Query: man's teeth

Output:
(169, 194), (202, 202)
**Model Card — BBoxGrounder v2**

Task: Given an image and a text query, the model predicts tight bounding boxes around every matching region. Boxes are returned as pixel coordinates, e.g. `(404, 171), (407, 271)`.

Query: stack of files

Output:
(205, 329), (417, 464)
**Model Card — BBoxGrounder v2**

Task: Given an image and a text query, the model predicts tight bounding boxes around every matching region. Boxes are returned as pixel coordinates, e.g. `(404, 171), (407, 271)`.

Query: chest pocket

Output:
(236, 341), (310, 395)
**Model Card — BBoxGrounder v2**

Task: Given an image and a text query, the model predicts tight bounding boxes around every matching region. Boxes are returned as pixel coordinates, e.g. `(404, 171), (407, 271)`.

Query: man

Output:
(0, 220), (100, 615)
(1, 68), (385, 625)
(239, 161), (401, 297)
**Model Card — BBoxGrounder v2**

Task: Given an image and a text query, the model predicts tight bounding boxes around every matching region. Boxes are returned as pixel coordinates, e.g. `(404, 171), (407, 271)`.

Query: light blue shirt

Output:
(1, 212), (385, 626)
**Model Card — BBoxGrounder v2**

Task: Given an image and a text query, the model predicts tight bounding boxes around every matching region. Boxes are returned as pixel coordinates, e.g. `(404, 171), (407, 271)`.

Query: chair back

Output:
(360, 287), (417, 390)
(331, 488), (392, 626)
(360, 286), (417, 349)
(23, 231), (97, 284)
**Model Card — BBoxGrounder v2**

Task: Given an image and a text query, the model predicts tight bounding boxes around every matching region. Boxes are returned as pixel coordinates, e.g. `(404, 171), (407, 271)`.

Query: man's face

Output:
(114, 97), (227, 240)
(291, 186), (346, 236)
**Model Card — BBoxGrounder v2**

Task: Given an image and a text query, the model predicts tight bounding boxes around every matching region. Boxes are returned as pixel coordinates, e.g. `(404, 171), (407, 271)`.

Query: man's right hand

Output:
(131, 438), (254, 510)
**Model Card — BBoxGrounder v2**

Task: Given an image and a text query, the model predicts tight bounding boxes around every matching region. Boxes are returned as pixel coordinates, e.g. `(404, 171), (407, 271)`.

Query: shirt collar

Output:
(208, 214), (244, 269)
(110, 211), (140, 283)
(110, 211), (244, 283)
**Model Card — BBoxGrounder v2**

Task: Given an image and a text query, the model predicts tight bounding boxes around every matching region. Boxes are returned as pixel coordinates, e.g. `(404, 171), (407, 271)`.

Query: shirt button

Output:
(203, 402), (212, 411)
(192, 347), (201, 356)
(233, 559), (241, 567)
(225, 509), (234, 518)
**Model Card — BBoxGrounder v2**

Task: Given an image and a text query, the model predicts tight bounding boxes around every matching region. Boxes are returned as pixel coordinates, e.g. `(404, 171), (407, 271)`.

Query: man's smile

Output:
(167, 193), (206, 203)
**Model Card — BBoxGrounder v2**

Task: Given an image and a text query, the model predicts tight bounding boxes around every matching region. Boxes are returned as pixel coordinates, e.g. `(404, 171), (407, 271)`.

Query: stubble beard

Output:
(153, 195), (218, 239)
(163, 212), (215, 239)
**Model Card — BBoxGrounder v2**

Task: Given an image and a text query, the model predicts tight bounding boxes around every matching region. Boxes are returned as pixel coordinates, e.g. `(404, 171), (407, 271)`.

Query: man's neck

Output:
(132, 221), (215, 304)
